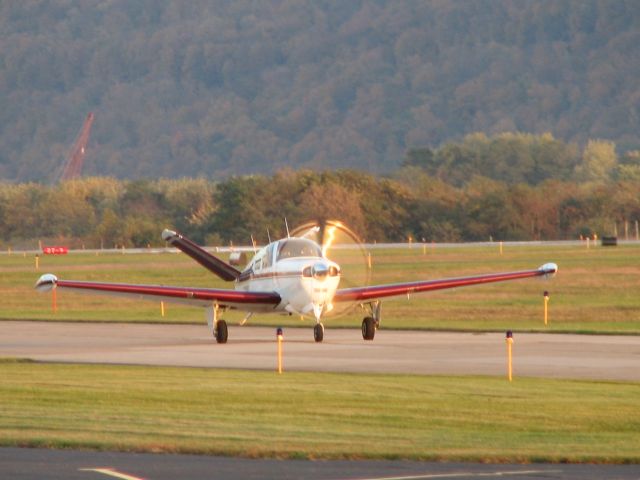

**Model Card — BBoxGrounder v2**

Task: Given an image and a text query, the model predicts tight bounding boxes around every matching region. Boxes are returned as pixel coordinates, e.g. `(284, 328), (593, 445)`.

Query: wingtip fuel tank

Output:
(35, 273), (58, 292)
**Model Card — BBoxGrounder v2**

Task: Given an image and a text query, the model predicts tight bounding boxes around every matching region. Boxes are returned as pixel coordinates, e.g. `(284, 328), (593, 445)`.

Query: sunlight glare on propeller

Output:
(291, 220), (371, 317)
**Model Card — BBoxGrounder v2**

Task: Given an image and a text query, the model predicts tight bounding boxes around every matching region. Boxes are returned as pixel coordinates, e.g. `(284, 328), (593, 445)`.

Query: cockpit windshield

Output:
(277, 238), (322, 261)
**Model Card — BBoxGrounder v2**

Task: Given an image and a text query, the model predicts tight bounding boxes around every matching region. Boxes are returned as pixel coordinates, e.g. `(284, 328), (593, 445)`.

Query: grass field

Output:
(4, 242), (640, 333)
(2, 244), (640, 464)
(0, 361), (638, 463)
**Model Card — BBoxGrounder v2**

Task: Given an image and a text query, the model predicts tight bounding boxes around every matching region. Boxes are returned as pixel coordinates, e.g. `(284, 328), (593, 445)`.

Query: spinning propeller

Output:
(290, 219), (371, 318)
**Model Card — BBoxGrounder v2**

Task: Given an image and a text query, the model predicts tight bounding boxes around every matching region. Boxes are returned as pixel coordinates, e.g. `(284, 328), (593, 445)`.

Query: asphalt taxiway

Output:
(1, 321), (639, 380)
(2, 447), (640, 480)
(2, 321), (639, 478)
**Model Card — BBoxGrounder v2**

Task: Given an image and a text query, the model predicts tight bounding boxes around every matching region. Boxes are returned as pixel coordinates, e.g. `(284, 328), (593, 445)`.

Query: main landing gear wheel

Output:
(314, 323), (324, 343)
(215, 320), (228, 344)
(362, 316), (376, 341)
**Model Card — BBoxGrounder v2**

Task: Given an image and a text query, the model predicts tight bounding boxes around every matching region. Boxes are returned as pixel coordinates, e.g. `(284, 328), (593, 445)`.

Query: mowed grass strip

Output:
(0, 362), (639, 463)
(2, 243), (640, 333)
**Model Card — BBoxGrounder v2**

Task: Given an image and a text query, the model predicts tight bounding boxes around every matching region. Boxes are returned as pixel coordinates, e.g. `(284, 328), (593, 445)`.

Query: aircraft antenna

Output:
(250, 235), (257, 254)
(284, 218), (290, 238)
(266, 228), (272, 244)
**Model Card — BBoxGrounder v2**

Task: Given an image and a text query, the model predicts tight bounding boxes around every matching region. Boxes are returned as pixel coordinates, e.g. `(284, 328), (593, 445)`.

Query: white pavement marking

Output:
(79, 468), (145, 480)
(349, 469), (563, 480)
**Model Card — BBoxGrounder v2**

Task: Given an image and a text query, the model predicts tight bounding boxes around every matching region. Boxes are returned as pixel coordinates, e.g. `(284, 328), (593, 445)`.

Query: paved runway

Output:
(2, 322), (639, 477)
(2, 447), (640, 480)
(1, 321), (639, 380)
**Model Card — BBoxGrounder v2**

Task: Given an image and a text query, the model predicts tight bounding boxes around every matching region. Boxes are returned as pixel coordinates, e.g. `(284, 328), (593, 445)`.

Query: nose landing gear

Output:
(313, 323), (324, 342)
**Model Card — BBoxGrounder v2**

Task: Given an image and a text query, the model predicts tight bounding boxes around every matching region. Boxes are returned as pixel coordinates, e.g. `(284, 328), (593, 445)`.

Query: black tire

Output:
(215, 320), (228, 344)
(362, 316), (376, 340)
(313, 323), (324, 343)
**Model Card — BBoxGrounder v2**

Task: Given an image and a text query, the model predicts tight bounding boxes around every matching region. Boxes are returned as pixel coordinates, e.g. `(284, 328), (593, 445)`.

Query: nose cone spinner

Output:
(312, 261), (330, 279)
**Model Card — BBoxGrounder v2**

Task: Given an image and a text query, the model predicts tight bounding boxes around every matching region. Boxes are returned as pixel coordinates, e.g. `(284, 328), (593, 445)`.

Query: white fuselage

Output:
(235, 238), (341, 318)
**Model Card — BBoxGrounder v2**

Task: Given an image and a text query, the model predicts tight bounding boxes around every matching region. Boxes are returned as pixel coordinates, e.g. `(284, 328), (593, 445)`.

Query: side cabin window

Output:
(247, 246), (267, 273)
(276, 238), (322, 261)
(262, 242), (275, 269)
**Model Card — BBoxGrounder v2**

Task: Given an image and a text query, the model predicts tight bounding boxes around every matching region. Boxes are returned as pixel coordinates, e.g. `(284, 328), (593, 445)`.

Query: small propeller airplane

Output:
(35, 221), (557, 343)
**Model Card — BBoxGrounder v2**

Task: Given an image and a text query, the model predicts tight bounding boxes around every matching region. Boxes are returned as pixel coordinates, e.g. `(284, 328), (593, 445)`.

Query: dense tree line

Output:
(2, 168), (639, 249)
(404, 132), (640, 185)
(1, 1), (640, 182)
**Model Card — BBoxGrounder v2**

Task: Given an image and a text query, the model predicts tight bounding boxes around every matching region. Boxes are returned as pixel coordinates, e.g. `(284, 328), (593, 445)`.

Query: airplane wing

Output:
(35, 274), (280, 310)
(162, 229), (241, 281)
(333, 263), (558, 303)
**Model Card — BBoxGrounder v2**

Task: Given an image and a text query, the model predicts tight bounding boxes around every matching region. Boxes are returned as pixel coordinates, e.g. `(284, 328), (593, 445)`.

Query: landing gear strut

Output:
(313, 323), (324, 343)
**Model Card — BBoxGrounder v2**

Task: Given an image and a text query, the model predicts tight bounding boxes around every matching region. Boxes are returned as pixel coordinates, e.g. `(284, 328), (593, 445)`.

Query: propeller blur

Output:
(35, 224), (558, 343)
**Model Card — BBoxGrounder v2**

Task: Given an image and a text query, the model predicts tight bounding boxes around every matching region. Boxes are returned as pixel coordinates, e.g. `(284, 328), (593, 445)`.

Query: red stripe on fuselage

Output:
(238, 270), (306, 283)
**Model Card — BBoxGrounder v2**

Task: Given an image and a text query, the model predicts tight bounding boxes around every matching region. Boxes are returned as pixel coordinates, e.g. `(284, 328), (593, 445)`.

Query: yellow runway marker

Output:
(506, 330), (514, 382)
(79, 468), (144, 480)
(276, 327), (284, 374)
(543, 290), (550, 326)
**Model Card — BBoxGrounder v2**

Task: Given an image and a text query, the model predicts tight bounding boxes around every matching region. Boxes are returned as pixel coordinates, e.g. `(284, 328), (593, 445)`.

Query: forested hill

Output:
(1, 1), (639, 182)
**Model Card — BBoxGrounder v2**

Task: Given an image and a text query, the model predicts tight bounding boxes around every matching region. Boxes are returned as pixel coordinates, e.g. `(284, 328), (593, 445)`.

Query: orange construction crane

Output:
(57, 112), (94, 182)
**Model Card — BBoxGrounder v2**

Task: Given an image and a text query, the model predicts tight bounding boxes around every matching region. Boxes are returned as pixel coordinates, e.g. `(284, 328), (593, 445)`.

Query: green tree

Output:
(574, 140), (618, 182)
(616, 150), (640, 181)
(402, 148), (435, 169)
(462, 177), (526, 240)
(93, 208), (125, 248)
(208, 176), (264, 244)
